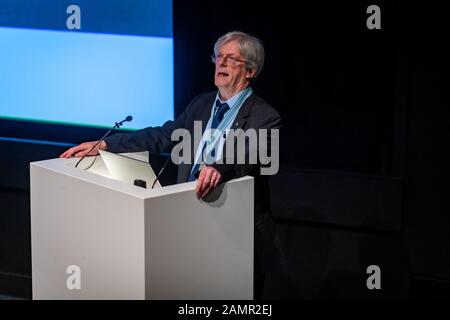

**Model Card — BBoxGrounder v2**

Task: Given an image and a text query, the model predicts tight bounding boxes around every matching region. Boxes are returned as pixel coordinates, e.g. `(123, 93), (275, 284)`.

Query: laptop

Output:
(98, 150), (161, 189)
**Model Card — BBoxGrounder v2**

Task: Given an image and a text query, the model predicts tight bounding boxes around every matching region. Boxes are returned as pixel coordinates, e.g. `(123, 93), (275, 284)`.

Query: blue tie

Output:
(187, 100), (229, 181)
(211, 100), (230, 129)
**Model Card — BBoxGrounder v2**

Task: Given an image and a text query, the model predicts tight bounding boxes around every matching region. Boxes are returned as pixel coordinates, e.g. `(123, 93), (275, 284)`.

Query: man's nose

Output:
(219, 57), (228, 66)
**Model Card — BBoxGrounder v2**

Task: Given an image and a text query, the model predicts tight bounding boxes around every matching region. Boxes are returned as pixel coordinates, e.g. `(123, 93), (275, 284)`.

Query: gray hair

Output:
(213, 31), (265, 79)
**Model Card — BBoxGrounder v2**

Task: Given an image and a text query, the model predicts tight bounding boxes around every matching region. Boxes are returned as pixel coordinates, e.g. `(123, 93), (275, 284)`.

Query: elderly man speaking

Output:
(60, 31), (283, 299)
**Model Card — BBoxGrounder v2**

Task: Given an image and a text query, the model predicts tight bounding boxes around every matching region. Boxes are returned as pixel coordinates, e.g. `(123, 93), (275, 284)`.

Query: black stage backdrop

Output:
(0, 0), (449, 299)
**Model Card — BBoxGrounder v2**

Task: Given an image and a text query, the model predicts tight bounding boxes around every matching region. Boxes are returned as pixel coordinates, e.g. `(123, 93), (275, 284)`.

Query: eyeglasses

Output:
(211, 53), (248, 66)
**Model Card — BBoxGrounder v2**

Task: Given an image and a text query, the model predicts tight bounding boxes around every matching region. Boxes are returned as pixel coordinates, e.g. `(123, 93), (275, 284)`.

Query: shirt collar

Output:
(215, 87), (250, 110)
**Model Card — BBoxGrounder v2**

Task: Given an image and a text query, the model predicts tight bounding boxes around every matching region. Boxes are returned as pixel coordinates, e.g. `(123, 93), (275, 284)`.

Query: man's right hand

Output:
(59, 140), (107, 158)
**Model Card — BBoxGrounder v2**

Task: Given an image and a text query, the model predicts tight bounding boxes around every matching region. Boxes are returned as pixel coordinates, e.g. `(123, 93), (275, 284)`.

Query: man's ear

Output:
(246, 68), (256, 79)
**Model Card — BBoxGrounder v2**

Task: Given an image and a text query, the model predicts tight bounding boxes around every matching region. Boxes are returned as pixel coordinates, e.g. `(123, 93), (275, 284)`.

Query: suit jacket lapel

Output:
(230, 92), (255, 130)
(187, 93), (216, 170)
(217, 92), (255, 165)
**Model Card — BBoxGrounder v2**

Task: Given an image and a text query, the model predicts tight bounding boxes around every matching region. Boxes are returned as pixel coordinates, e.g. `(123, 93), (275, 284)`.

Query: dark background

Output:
(1, 0), (449, 299)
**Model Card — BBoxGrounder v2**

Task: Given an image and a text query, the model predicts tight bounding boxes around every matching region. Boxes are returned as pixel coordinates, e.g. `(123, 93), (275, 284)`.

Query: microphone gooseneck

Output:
(75, 116), (133, 169)
(151, 156), (171, 189)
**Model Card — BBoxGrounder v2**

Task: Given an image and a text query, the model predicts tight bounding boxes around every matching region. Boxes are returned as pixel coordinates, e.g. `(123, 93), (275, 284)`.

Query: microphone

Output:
(75, 116), (133, 169)
(117, 115), (132, 126)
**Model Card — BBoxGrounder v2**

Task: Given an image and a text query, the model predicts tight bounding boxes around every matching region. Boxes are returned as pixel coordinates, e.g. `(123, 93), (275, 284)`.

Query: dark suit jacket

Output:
(105, 90), (282, 273)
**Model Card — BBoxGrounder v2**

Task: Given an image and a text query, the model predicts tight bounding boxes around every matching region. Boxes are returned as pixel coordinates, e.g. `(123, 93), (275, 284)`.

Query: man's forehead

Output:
(218, 40), (241, 53)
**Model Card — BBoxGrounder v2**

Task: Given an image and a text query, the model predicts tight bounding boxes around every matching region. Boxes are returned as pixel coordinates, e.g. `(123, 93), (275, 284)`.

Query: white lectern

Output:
(30, 154), (254, 300)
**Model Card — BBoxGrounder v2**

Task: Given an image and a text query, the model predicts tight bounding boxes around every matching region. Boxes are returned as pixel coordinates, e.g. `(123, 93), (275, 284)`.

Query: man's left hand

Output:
(195, 166), (222, 199)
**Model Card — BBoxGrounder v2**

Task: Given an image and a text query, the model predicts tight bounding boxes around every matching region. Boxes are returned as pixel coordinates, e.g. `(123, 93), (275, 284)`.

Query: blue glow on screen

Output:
(0, 27), (173, 130)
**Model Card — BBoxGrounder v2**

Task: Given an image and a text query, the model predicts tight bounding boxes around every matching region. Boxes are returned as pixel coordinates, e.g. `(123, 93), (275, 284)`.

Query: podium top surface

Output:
(30, 156), (253, 200)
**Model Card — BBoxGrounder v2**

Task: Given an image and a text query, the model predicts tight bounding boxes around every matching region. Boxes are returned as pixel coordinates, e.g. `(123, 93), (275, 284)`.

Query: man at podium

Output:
(60, 31), (283, 299)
